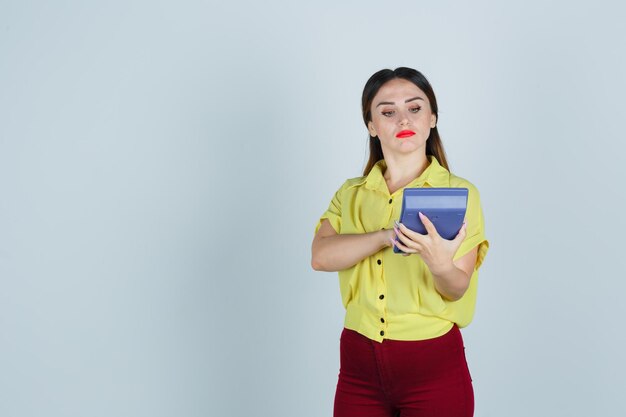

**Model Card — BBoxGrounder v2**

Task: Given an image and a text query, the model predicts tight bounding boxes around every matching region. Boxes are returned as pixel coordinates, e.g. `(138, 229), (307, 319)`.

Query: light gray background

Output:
(2, 1), (625, 416)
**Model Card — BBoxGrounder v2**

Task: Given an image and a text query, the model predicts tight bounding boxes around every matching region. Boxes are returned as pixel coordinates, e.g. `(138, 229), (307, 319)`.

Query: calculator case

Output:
(393, 187), (468, 254)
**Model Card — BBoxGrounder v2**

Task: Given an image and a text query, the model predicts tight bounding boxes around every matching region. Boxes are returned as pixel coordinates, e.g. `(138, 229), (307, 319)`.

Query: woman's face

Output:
(367, 78), (437, 156)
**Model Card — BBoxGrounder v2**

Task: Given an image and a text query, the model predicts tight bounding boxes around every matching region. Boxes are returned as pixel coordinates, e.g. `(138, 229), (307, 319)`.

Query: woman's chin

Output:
(388, 140), (426, 154)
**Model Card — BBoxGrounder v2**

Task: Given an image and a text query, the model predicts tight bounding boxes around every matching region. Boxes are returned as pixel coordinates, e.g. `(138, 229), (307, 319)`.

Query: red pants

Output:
(334, 325), (474, 417)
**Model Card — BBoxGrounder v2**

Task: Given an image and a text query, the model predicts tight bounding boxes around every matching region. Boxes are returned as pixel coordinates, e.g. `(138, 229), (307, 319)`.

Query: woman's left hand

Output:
(392, 212), (467, 276)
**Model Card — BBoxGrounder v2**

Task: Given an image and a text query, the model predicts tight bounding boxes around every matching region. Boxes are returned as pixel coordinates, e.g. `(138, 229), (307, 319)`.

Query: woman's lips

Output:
(395, 130), (416, 139)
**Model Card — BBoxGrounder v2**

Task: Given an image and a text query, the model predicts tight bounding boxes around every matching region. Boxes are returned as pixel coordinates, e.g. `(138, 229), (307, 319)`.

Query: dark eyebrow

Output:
(375, 96), (424, 108)
(405, 96), (424, 103)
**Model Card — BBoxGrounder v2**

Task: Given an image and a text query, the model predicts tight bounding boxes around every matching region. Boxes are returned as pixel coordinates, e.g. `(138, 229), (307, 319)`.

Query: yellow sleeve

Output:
(453, 183), (489, 270)
(314, 183), (344, 235)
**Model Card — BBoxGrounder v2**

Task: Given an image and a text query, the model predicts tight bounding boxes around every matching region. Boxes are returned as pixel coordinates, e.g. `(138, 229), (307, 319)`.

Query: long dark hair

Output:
(361, 67), (449, 175)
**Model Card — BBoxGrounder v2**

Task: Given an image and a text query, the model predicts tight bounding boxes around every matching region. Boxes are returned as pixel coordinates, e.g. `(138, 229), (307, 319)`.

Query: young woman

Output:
(311, 67), (489, 417)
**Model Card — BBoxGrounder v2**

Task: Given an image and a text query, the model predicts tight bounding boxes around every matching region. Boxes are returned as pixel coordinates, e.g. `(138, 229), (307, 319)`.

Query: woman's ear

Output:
(368, 121), (377, 137)
(430, 114), (437, 128)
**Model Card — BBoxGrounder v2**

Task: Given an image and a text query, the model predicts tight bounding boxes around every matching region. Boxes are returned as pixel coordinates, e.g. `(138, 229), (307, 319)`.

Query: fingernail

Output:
(418, 211), (424, 217)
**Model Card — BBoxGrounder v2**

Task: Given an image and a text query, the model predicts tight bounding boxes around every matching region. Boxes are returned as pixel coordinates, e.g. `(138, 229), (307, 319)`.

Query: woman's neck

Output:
(383, 153), (429, 195)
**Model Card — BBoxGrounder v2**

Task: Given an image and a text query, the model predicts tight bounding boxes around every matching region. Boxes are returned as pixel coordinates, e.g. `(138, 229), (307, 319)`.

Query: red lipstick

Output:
(395, 130), (415, 139)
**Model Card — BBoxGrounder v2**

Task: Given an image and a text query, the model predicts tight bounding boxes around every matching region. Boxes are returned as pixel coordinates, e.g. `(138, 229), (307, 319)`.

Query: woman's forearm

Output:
(312, 230), (392, 272)
(431, 262), (471, 301)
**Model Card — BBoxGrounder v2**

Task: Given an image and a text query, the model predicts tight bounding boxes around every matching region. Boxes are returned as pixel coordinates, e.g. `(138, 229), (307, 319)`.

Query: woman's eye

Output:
(382, 111), (395, 117)
(409, 107), (421, 113)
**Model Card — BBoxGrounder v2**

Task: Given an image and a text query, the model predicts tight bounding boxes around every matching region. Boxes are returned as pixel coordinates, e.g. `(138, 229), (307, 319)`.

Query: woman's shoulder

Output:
(447, 172), (484, 210)
(448, 172), (480, 194)
(335, 175), (368, 192)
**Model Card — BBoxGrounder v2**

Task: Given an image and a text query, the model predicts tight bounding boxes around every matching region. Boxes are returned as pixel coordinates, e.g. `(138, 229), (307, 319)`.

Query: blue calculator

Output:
(393, 188), (468, 254)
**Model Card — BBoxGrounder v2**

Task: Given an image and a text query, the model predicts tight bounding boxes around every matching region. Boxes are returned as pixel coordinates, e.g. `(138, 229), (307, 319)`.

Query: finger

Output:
(418, 212), (440, 237)
(393, 237), (418, 254)
(396, 221), (426, 245)
(393, 226), (411, 246)
(388, 238), (403, 251)
(389, 237), (412, 254)
(394, 227), (422, 252)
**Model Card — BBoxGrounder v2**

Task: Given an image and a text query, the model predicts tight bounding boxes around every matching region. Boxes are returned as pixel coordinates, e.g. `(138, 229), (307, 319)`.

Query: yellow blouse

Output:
(315, 155), (489, 342)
